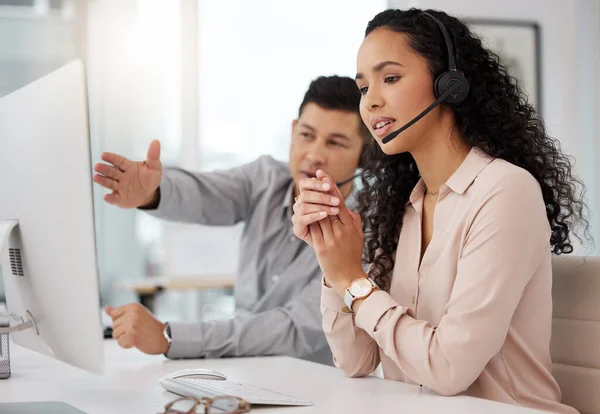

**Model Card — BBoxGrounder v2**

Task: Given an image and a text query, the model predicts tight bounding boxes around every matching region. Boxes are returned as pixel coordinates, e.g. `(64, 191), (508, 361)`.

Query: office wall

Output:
(578, 0), (600, 254)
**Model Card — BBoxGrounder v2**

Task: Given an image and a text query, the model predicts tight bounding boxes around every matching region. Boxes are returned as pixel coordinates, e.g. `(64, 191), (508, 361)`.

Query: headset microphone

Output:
(382, 82), (462, 144)
(336, 78), (463, 186)
(336, 173), (361, 188)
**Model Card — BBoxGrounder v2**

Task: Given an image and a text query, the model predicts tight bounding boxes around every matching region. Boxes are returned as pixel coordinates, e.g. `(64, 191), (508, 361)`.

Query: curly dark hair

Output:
(356, 9), (591, 290)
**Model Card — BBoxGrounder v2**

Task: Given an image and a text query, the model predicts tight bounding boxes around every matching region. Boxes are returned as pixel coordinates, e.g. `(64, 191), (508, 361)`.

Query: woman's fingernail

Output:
(320, 211), (327, 217)
(331, 197), (340, 205)
(322, 183), (330, 191)
(331, 207), (339, 214)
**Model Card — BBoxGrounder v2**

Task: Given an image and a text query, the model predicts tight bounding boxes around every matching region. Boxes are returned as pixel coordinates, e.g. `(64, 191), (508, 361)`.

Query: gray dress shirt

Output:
(145, 155), (333, 365)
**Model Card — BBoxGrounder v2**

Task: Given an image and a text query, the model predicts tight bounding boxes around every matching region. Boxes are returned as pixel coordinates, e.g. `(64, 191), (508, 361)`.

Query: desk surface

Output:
(0, 340), (545, 414)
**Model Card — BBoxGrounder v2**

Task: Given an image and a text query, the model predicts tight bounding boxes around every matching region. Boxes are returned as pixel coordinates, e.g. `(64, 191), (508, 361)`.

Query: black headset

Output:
(425, 12), (470, 105)
(382, 11), (470, 144)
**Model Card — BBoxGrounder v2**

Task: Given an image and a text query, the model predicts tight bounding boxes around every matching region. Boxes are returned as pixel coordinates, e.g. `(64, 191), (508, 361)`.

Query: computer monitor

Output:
(0, 60), (104, 374)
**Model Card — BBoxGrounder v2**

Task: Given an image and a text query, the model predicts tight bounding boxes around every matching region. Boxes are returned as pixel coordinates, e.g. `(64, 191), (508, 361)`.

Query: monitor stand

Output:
(0, 220), (37, 336)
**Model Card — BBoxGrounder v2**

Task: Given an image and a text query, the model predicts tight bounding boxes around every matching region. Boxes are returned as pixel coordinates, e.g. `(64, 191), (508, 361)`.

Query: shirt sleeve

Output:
(143, 156), (274, 225)
(166, 275), (328, 360)
(320, 279), (381, 377)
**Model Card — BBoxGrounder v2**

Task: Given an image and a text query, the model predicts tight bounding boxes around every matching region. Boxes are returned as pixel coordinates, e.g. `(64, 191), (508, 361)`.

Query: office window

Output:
(87, 0), (182, 306)
(0, 0), (84, 301)
(143, 0), (391, 321)
(196, 0), (388, 171)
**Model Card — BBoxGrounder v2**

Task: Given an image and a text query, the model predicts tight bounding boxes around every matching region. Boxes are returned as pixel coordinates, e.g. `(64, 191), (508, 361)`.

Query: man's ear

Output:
(291, 119), (298, 134)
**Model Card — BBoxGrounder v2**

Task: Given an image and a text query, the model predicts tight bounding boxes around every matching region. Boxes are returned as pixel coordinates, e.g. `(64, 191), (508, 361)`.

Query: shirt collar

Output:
(409, 147), (495, 204)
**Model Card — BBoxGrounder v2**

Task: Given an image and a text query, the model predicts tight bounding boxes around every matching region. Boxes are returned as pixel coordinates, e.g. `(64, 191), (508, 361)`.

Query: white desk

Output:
(0, 340), (545, 414)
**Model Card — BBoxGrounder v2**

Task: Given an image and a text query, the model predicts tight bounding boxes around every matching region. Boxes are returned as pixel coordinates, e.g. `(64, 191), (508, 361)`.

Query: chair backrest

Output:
(551, 255), (600, 414)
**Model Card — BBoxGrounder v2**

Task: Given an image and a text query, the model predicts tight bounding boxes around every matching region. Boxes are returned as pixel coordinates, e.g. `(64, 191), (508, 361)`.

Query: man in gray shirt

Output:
(94, 76), (370, 365)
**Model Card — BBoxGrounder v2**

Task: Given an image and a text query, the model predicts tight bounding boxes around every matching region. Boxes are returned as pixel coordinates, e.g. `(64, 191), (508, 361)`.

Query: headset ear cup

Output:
(434, 70), (470, 105)
(433, 73), (445, 99)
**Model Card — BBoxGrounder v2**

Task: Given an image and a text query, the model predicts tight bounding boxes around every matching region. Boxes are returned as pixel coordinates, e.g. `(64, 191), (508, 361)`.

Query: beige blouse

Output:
(321, 147), (577, 413)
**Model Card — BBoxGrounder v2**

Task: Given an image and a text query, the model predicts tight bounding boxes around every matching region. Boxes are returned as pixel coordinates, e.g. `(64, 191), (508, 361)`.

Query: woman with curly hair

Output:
(291, 8), (588, 413)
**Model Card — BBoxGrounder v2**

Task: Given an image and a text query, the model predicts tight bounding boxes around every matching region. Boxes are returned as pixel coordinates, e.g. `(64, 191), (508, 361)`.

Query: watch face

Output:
(350, 278), (373, 297)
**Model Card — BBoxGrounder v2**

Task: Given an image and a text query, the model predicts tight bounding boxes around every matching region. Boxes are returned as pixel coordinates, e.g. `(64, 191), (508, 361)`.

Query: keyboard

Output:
(160, 377), (313, 406)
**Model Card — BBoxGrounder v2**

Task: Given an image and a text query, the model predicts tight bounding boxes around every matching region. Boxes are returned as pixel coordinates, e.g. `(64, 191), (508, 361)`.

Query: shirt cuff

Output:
(153, 172), (174, 214)
(355, 290), (404, 335)
(165, 322), (200, 359)
(321, 277), (346, 311)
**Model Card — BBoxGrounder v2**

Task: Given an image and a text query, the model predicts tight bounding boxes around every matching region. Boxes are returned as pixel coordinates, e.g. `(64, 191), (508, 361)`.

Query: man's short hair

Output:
(298, 75), (371, 144)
